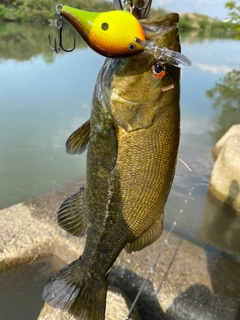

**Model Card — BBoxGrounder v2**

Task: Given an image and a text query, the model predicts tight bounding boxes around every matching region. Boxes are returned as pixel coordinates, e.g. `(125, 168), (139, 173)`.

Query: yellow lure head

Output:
(61, 6), (146, 57)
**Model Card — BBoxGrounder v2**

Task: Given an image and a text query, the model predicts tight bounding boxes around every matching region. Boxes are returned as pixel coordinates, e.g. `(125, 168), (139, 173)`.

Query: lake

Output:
(0, 21), (240, 318)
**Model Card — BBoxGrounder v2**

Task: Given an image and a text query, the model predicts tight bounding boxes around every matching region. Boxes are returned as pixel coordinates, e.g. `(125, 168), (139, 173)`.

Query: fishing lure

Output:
(60, 5), (146, 57)
(49, 4), (192, 67)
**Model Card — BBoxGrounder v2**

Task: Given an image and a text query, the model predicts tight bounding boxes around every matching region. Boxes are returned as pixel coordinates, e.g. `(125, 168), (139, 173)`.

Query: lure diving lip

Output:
(135, 37), (192, 67)
(60, 5), (146, 58)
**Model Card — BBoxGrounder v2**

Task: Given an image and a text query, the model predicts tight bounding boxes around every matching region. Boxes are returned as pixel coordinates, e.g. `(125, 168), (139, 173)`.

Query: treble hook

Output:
(48, 6), (76, 53)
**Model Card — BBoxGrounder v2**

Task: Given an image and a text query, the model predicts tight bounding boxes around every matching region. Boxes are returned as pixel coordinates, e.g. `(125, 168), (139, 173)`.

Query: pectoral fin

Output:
(111, 94), (158, 132)
(125, 217), (163, 253)
(57, 187), (87, 237)
(66, 120), (90, 155)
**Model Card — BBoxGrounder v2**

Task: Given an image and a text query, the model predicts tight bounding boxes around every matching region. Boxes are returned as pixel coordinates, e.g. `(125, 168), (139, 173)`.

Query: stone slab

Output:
(0, 178), (239, 319)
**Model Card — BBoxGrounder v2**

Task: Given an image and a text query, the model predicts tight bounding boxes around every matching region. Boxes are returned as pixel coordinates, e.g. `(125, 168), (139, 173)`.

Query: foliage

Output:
(0, 21), (87, 62)
(206, 69), (240, 143)
(0, 0), (237, 33)
(179, 14), (193, 30)
(226, 0), (240, 38)
(226, 0), (240, 22)
(0, 4), (6, 19)
(178, 13), (234, 31)
(0, 0), (114, 22)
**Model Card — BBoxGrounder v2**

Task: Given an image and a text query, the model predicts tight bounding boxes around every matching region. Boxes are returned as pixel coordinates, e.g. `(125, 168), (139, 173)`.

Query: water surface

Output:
(0, 256), (65, 320)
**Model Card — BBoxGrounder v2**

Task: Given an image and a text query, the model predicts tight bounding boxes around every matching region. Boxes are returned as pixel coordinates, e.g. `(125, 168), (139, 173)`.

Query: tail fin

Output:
(42, 258), (107, 320)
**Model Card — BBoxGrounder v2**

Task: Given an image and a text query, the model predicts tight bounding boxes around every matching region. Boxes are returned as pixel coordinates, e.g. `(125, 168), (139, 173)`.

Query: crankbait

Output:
(49, 4), (191, 67)
(61, 5), (146, 57)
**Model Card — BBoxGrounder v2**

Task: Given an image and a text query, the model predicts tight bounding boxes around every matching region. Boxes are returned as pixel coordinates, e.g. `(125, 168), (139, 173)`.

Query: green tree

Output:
(18, 0), (53, 21)
(0, 0), (114, 22)
(226, 0), (240, 37)
(0, 4), (6, 19)
(206, 69), (240, 143)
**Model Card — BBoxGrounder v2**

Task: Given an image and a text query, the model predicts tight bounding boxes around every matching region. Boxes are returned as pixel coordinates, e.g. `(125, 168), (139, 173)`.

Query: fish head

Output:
(97, 13), (181, 132)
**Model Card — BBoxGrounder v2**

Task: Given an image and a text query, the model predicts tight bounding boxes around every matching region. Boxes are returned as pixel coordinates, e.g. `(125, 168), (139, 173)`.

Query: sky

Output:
(151, 0), (229, 20)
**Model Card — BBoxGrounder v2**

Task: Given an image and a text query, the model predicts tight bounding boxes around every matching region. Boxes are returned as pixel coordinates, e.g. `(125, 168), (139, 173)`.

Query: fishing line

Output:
(125, 186), (194, 320)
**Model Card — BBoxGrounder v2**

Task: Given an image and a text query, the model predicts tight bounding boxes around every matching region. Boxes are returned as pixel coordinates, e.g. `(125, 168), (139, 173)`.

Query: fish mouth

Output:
(140, 13), (179, 47)
(141, 13), (179, 37)
(140, 13), (180, 52)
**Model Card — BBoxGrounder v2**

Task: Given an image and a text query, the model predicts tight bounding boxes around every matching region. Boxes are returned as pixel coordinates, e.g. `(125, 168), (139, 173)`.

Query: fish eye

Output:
(128, 43), (135, 51)
(151, 62), (166, 79)
(101, 22), (109, 31)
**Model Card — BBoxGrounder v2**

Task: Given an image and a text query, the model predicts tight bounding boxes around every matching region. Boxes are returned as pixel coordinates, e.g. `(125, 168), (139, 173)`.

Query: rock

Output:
(0, 180), (240, 320)
(38, 288), (140, 320)
(37, 304), (74, 320)
(212, 124), (240, 159)
(209, 127), (240, 213)
(0, 203), (57, 272)
(0, 201), (85, 273)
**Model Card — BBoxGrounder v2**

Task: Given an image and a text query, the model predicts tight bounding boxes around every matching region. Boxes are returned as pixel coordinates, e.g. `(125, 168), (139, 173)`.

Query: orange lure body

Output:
(61, 6), (146, 57)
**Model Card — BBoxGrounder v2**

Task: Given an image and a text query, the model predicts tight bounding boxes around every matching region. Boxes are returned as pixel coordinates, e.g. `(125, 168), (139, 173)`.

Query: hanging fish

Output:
(60, 5), (146, 57)
(43, 12), (186, 320)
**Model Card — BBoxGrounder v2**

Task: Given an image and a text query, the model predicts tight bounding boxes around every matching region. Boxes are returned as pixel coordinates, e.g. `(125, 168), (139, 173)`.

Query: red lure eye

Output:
(151, 62), (166, 79)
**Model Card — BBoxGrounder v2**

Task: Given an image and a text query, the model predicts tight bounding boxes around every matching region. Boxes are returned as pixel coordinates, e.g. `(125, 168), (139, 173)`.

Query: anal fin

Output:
(57, 187), (87, 237)
(125, 216), (163, 253)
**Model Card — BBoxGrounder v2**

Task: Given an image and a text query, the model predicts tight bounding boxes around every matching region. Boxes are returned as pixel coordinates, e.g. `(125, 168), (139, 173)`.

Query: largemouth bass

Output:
(43, 13), (181, 320)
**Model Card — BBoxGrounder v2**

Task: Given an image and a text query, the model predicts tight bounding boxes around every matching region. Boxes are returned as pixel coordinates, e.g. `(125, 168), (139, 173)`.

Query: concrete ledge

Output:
(0, 179), (240, 319)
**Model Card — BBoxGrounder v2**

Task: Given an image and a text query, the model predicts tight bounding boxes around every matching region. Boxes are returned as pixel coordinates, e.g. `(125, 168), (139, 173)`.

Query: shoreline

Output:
(0, 178), (239, 319)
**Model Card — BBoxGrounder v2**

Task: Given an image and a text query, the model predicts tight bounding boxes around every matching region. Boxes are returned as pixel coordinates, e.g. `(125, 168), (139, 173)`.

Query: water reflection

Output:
(206, 69), (240, 144)
(0, 23), (237, 63)
(202, 173), (240, 307)
(202, 191), (240, 257)
(0, 256), (66, 320)
(0, 22), (106, 209)
(0, 22), (87, 62)
(180, 28), (236, 43)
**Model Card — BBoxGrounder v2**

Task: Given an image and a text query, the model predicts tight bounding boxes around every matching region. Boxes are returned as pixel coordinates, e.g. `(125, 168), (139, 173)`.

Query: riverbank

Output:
(0, 1), (235, 33)
(0, 178), (239, 319)
(0, 0), (114, 23)
(178, 12), (234, 31)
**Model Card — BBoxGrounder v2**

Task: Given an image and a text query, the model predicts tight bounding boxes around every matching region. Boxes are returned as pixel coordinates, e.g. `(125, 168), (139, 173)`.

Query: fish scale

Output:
(117, 123), (178, 233)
